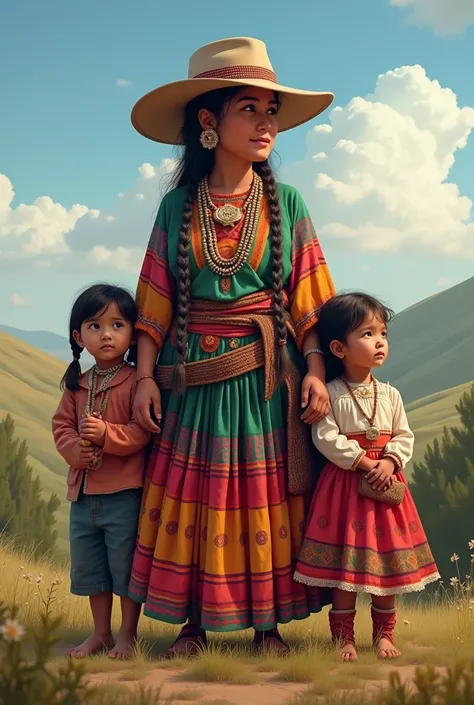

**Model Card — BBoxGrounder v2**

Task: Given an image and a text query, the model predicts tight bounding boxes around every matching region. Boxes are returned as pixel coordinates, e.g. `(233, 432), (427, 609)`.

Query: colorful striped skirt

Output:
(294, 435), (440, 596)
(129, 331), (327, 631)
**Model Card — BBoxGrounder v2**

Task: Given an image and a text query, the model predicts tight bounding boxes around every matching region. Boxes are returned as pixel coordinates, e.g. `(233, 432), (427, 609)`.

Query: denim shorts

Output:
(69, 488), (142, 597)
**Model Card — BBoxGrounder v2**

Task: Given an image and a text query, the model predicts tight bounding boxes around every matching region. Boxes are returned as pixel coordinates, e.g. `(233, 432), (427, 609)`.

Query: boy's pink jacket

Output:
(52, 364), (150, 501)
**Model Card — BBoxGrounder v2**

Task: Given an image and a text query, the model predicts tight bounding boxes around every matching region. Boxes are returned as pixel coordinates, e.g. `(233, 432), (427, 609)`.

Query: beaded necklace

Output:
(340, 375), (380, 441)
(80, 361), (126, 470)
(197, 173), (263, 293)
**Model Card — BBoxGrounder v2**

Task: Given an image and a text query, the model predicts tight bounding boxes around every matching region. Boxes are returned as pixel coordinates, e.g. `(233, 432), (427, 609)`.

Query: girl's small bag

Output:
(358, 472), (405, 506)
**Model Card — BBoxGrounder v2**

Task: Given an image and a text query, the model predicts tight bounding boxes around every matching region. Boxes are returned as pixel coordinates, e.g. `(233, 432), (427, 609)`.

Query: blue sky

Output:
(1, 0), (474, 335)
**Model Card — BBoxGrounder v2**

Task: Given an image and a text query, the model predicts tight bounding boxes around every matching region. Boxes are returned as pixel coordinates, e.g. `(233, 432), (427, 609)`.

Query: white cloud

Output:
(391, 0), (474, 35)
(1, 66), (474, 277)
(284, 64), (474, 258)
(10, 293), (30, 307)
(116, 78), (133, 88)
(0, 173), (89, 266)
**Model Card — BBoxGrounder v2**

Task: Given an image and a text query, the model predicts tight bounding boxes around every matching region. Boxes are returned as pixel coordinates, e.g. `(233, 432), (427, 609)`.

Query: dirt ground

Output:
(85, 663), (423, 705)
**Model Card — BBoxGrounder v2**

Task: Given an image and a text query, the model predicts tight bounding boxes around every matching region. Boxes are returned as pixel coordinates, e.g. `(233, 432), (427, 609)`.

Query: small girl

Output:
(52, 283), (150, 659)
(294, 292), (440, 662)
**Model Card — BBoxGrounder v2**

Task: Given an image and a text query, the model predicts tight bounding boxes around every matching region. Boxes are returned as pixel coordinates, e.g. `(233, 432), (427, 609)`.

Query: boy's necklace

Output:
(340, 375), (380, 441)
(80, 362), (126, 473)
(84, 362), (126, 417)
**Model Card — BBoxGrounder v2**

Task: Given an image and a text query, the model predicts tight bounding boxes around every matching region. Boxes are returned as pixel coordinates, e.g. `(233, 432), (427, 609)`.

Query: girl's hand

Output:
(134, 378), (162, 433)
(365, 458), (396, 491)
(300, 375), (330, 424)
(76, 441), (95, 468)
(79, 414), (106, 446)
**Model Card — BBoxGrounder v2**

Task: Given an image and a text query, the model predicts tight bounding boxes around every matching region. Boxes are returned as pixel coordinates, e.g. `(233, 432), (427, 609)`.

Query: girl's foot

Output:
(340, 642), (358, 662)
(166, 624), (207, 658)
(252, 629), (290, 655)
(67, 633), (114, 658)
(329, 608), (357, 663)
(371, 606), (400, 659)
(376, 637), (401, 660)
(108, 632), (137, 660)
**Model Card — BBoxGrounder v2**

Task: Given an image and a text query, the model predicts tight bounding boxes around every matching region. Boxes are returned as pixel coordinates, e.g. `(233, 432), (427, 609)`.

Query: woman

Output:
(129, 36), (336, 655)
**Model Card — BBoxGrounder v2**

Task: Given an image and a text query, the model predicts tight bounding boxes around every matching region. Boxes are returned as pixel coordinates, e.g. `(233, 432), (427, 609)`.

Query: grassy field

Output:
(0, 537), (473, 705)
(1, 328), (473, 556)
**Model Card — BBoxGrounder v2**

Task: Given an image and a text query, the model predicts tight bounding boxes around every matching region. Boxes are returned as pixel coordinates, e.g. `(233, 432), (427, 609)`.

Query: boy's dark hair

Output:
(61, 283), (137, 392)
(317, 292), (394, 382)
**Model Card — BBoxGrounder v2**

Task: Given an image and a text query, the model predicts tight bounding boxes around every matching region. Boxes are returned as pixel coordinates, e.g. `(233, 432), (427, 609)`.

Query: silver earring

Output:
(200, 128), (219, 150)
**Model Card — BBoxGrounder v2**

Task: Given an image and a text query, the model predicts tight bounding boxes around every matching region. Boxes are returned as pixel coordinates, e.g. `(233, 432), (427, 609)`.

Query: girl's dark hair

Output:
(167, 87), (289, 393)
(61, 283), (138, 392)
(317, 292), (395, 382)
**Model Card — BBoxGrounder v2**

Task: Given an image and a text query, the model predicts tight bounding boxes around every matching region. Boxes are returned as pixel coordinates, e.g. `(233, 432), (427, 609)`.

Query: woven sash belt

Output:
(156, 293), (314, 496)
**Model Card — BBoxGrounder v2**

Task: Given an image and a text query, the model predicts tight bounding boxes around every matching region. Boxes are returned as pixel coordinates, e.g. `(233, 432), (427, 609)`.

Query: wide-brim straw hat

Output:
(131, 37), (334, 145)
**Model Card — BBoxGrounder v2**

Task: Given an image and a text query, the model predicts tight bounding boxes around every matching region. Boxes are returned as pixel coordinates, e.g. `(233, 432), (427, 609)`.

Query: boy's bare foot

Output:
(67, 633), (114, 658)
(108, 632), (137, 660)
(340, 642), (358, 662)
(376, 637), (401, 659)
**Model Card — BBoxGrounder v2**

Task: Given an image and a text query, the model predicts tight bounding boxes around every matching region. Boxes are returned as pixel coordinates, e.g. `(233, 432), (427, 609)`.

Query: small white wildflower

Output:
(0, 619), (25, 642)
(403, 619), (410, 625)
(20, 565), (24, 570)
(35, 576), (43, 584)
(451, 553), (460, 563)
(468, 539), (474, 550)
(450, 577), (459, 586)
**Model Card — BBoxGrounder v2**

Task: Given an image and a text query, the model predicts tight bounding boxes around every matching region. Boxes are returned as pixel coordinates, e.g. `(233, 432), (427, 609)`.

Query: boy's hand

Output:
(365, 458), (397, 491)
(79, 414), (106, 446)
(76, 442), (95, 468)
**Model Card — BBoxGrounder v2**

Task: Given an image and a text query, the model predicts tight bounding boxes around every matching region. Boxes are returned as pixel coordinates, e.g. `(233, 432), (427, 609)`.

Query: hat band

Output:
(193, 65), (277, 83)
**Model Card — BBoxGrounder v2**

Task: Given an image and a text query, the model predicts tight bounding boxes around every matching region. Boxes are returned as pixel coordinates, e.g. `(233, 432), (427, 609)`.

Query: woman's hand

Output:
(300, 374), (330, 424)
(134, 378), (162, 433)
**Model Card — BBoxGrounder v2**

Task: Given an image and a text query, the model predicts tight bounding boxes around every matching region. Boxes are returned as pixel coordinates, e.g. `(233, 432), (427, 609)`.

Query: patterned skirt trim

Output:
(293, 437), (440, 595)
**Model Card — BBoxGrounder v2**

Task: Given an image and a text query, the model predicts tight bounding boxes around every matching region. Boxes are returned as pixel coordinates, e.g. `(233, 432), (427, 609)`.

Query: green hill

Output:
(0, 332), (74, 556)
(0, 329), (472, 558)
(404, 379), (473, 476)
(378, 276), (474, 404)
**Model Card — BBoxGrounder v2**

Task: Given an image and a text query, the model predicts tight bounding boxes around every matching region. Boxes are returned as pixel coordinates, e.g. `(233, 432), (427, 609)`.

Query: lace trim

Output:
(293, 571), (441, 596)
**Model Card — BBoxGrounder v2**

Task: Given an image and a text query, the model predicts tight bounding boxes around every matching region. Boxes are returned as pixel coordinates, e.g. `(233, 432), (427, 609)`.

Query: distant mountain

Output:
(0, 325), (94, 367)
(378, 276), (474, 404)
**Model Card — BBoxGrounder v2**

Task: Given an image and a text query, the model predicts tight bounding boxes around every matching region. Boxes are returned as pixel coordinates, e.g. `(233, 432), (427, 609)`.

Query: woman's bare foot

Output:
(108, 632), (136, 660)
(67, 633), (114, 658)
(376, 637), (401, 659)
(340, 642), (358, 662)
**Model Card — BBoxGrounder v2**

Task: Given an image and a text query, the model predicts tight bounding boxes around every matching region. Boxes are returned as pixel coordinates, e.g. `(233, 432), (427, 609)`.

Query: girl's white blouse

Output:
(312, 378), (414, 471)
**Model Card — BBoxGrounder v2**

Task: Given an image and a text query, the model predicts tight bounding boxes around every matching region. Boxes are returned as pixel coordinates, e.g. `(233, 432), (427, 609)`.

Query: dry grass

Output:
(1, 537), (474, 701)
(181, 646), (257, 684)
